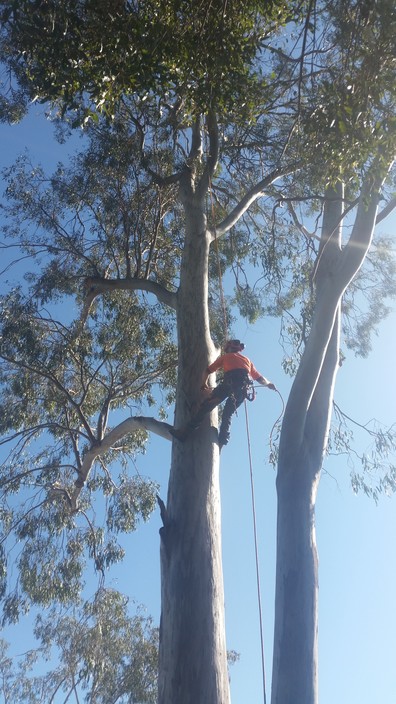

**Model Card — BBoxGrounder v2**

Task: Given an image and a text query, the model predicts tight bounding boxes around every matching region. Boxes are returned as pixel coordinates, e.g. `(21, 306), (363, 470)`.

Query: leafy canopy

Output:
(0, 589), (159, 704)
(0, 0), (297, 121)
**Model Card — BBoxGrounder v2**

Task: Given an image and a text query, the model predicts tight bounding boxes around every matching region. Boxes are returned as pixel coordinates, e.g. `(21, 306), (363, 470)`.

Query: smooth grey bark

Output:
(155, 113), (294, 704)
(156, 117), (299, 701)
(271, 184), (343, 704)
(271, 163), (391, 704)
(272, 307), (340, 704)
(158, 163), (230, 704)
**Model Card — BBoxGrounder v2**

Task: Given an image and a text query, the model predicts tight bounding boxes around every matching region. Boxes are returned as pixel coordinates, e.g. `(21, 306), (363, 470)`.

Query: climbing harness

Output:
(245, 378), (256, 402)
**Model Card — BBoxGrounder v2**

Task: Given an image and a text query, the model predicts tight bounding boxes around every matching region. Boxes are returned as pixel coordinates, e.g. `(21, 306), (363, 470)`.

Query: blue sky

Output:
(1, 106), (396, 704)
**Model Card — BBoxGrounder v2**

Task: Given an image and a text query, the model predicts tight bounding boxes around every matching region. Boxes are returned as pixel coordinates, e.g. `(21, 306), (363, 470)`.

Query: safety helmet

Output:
(224, 339), (245, 353)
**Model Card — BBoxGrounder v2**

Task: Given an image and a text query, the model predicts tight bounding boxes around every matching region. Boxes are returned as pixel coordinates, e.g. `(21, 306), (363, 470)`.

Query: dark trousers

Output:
(189, 369), (249, 445)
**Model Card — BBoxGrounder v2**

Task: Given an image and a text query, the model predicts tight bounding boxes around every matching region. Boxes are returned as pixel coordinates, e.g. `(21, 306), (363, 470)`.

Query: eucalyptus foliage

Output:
(0, 0), (301, 122)
(0, 589), (158, 703)
(0, 127), (180, 622)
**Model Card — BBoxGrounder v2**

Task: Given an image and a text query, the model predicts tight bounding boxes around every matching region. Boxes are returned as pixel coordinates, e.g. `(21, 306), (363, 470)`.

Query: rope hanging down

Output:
(208, 168), (287, 704)
(242, 386), (284, 704)
(244, 399), (268, 704)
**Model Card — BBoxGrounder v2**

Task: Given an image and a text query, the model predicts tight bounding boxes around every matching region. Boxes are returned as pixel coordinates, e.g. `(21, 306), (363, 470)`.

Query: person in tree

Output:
(171, 339), (277, 448)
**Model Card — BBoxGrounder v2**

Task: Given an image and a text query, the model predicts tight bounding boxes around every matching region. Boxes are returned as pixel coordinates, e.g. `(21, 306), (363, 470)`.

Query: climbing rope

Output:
(242, 387), (285, 704)
(208, 157), (283, 704)
(251, 385), (285, 462)
(244, 399), (267, 704)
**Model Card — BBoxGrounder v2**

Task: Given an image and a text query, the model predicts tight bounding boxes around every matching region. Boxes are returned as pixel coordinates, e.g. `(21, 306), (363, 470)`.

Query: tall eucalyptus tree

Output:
(0, 2), (395, 703)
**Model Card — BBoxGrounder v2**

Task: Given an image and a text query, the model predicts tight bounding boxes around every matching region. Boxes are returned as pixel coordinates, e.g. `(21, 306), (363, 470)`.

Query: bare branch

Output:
(333, 401), (381, 437)
(189, 115), (203, 163)
(340, 159), (394, 284)
(376, 195), (396, 225)
(81, 276), (177, 327)
(213, 164), (300, 238)
(287, 201), (321, 241)
(69, 415), (173, 510)
(197, 110), (219, 199)
(145, 166), (183, 187)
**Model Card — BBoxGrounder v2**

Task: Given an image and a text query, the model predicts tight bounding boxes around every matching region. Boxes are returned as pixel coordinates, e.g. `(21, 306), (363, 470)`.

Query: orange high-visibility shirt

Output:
(207, 352), (263, 380)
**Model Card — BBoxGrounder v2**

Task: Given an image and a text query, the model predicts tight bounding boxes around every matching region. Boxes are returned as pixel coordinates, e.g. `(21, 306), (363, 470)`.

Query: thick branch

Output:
(296, 0), (316, 116)
(197, 110), (219, 199)
(213, 164), (299, 238)
(314, 183), (344, 287)
(304, 306), (341, 471)
(376, 195), (396, 224)
(145, 167), (183, 187)
(82, 276), (177, 323)
(280, 279), (342, 460)
(280, 188), (343, 456)
(189, 116), (203, 163)
(340, 185), (386, 286)
(70, 415), (173, 510)
(280, 164), (393, 459)
(177, 117), (203, 203)
(340, 157), (394, 281)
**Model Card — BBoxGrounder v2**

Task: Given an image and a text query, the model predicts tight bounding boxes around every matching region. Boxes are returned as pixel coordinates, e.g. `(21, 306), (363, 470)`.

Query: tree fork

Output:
(271, 187), (344, 704)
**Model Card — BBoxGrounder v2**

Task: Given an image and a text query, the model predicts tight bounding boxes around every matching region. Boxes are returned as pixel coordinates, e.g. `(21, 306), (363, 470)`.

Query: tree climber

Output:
(170, 339), (277, 448)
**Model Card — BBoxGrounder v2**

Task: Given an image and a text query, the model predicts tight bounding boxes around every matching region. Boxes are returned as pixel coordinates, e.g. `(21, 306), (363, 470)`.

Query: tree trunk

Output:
(271, 187), (343, 704)
(271, 454), (320, 704)
(271, 306), (341, 704)
(158, 182), (230, 704)
(271, 171), (385, 703)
